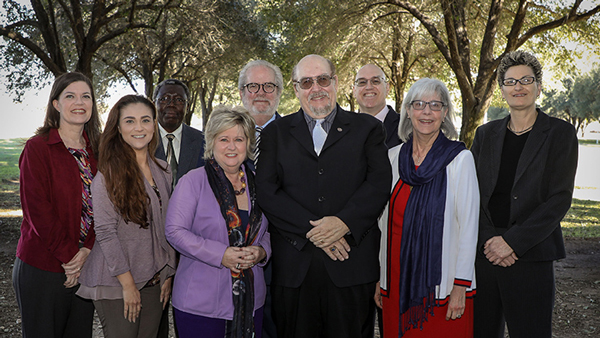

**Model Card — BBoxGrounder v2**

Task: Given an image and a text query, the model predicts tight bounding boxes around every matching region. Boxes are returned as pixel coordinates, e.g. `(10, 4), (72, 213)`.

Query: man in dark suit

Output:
(238, 59), (283, 338)
(153, 79), (204, 338)
(256, 54), (391, 338)
(153, 79), (205, 186)
(239, 60), (283, 170)
(353, 64), (401, 148)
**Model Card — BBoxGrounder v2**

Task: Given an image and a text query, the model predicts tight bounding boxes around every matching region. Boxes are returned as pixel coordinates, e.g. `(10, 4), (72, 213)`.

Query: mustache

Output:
(308, 91), (329, 101)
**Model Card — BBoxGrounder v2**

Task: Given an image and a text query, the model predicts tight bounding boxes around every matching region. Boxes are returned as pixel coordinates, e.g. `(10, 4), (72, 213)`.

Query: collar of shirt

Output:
(374, 105), (390, 123)
(158, 123), (183, 160)
(303, 107), (337, 134)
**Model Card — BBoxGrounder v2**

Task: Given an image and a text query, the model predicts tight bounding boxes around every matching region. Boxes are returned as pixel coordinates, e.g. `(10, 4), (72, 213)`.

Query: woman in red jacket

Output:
(12, 72), (102, 338)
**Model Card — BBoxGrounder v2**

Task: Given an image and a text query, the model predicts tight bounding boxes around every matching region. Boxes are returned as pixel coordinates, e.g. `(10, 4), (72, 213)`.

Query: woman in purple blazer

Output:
(166, 105), (271, 338)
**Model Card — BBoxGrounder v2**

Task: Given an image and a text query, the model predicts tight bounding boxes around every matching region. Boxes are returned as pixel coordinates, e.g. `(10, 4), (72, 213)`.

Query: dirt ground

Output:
(0, 178), (598, 337)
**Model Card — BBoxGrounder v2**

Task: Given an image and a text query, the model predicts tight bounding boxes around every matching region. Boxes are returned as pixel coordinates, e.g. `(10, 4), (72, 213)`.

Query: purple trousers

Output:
(174, 306), (263, 338)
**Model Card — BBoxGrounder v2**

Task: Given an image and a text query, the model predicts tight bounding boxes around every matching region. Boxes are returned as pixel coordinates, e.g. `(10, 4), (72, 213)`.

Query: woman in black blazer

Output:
(471, 51), (578, 338)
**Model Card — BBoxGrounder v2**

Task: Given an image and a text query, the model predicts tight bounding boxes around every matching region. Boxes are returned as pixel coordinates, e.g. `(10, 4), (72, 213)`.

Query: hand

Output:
(239, 246), (267, 269)
(498, 252), (519, 267)
(222, 247), (245, 273)
(446, 285), (466, 320)
(307, 216), (350, 248)
(63, 271), (80, 288)
(160, 277), (173, 309)
(116, 272), (141, 323)
(122, 284), (142, 322)
(483, 236), (515, 265)
(62, 247), (91, 275)
(374, 281), (382, 309)
(322, 238), (350, 261)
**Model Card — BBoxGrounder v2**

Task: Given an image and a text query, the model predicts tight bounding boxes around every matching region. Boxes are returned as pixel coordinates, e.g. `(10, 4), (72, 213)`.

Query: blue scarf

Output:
(397, 133), (465, 336)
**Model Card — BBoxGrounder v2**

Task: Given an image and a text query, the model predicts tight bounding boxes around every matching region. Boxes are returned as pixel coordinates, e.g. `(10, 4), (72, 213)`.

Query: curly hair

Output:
(497, 51), (543, 87)
(98, 95), (165, 228)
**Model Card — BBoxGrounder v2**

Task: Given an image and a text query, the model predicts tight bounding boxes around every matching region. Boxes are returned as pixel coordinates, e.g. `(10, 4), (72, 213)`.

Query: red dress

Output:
(381, 178), (474, 338)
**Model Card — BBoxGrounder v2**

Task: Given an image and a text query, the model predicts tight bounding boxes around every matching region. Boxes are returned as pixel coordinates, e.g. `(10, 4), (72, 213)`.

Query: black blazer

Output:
(256, 105), (391, 288)
(471, 109), (578, 261)
(382, 105), (402, 148)
(156, 124), (205, 182)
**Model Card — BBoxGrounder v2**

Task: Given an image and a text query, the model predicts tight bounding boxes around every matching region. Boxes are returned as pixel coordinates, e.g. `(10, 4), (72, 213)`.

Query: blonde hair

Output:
(203, 105), (256, 161)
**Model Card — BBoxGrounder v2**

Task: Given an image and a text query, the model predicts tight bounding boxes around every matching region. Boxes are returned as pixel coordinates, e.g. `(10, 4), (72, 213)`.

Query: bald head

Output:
(353, 64), (390, 116)
(292, 54), (339, 119)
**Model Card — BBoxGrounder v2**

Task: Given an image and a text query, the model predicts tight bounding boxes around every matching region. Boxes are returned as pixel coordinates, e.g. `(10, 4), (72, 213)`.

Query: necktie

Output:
(312, 119), (327, 156)
(166, 134), (178, 188)
(254, 126), (262, 167)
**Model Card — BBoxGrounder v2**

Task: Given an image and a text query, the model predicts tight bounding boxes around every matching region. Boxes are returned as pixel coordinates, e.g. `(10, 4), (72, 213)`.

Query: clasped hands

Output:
(306, 216), (351, 261)
(484, 236), (518, 267)
(222, 246), (266, 273)
(62, 247), (91, 288)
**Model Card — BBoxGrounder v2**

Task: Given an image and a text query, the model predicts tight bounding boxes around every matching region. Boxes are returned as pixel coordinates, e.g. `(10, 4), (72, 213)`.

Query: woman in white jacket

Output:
(375, 78), (479, 338)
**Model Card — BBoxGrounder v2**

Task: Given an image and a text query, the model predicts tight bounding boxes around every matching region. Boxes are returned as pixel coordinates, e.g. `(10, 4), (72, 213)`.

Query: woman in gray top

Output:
(78, 95), (176, 338)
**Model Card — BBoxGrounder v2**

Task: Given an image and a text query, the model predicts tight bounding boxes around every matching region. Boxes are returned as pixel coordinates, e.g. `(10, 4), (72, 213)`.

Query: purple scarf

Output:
(397, 133), (465, 336)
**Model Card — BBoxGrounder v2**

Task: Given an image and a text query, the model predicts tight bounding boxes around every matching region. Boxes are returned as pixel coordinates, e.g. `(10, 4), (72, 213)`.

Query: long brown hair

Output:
(98, 95), (165, 228)
(36, 72), (102, 155)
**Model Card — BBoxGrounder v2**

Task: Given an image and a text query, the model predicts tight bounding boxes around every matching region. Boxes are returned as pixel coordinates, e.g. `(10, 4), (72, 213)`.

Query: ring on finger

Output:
(331, 246), (337, 252)
(235, 263), (240, 269)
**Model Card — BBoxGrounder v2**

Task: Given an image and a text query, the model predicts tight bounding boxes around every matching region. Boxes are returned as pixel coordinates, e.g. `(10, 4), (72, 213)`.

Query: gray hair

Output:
(238, 60), (284, 95)
(398, 78), (459, 142)
(153, 79), (190, 101)
(497, 51), (543, 87)
(203, 105), (256, 161)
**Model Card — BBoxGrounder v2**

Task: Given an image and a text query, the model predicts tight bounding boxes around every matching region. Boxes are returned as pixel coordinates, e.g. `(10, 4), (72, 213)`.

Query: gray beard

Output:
(309, 102), (333, 117)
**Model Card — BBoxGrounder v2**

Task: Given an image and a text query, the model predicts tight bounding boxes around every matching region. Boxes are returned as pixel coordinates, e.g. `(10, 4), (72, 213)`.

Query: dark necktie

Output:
(166, 134), (178, 188)
(254, 126), (262, 167)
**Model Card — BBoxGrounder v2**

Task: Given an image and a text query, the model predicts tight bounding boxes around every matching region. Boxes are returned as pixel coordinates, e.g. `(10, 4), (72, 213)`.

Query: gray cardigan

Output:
(78, 157), (176, 298)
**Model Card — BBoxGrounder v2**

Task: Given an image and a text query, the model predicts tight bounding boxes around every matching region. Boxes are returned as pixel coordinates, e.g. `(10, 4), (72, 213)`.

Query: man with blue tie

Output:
(256, 54), (391, 338)
(239, 59), (283, 338)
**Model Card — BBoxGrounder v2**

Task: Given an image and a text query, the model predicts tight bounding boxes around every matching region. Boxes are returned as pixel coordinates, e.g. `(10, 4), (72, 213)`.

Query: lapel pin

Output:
(337, 127), (342, 132)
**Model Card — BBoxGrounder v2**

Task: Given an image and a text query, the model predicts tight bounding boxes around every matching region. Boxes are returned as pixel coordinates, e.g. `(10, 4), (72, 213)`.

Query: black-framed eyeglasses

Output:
(354, 76), (385, 87)
(410, 100), (446, 111)
(502, 76), (536, 86)
(244, 82), (278, 94)
(294, 74), (334, 90)
(157, 96), (187, 106)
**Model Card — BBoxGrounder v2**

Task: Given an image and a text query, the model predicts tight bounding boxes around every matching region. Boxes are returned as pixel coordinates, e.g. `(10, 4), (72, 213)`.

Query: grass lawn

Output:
(0, 138), (599, 237)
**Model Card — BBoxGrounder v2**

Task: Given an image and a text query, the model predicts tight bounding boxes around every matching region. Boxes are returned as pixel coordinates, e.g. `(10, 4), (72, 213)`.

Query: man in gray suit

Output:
(153, 79), (205, 186)
(153, 79), (204, 338)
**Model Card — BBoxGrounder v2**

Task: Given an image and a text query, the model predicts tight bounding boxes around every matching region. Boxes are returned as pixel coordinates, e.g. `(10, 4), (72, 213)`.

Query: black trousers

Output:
(474, 257), (555, 338)
(12, 257), (94, 338)
(272, 253), (376, 338)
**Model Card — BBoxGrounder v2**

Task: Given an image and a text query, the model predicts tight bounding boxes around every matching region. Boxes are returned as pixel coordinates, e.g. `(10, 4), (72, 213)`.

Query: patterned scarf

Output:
(68, 147), (93, 246)
(397, 133), (465, 336)
(205, 158), (262, 338)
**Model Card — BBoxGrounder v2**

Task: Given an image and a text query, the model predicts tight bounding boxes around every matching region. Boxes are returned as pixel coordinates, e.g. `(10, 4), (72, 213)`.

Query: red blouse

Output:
(17, 128), (97, 272)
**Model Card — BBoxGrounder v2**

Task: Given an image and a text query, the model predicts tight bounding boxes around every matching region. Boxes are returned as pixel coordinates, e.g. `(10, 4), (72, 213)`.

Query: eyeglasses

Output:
(157, 96), (187, 106)
(354, 76), (385, 87)
(410, 100), (446, 111)
(244, 82), (278, 94)
(294, 74), (334, 90)
(502, 76), (536, 86)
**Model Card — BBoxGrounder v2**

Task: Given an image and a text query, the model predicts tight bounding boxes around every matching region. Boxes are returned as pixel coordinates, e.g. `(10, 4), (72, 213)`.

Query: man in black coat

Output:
(353, 64), (401, 148)
(256, 54), (391, 338)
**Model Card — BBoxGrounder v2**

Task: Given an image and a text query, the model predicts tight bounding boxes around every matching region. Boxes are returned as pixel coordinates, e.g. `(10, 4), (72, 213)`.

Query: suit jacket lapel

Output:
(179, 125), (199, 175)
(289, 110), (317, 156)
(155, 136), (166, 160)
(322, 106), (350, 153)
(514, 111), (549, 185)
(482, 117), (508, 203)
